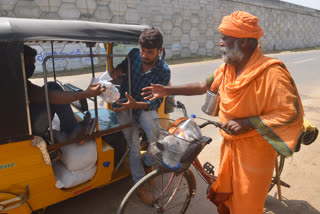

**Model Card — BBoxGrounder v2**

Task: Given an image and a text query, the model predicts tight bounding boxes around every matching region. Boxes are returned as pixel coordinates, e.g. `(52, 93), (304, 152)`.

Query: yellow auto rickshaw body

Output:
(0, 137), (117, 214)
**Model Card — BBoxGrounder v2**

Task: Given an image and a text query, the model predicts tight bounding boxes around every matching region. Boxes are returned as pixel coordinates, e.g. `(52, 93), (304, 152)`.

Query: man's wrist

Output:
(135, 101), (149, 110)
(242, 118), (253, 131)
(84, 89), (95, 98)
(164, 86), (171, 96)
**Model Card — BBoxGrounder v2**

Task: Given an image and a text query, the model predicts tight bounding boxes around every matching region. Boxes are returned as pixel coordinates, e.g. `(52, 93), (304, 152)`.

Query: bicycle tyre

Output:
(117, 169), (194, 214)
(268, 155), (285, 192)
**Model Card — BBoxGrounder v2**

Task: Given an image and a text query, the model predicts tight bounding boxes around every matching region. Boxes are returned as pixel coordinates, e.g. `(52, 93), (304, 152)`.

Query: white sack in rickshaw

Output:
(54, 161), (97, 189)
(60, 139), (97, 172)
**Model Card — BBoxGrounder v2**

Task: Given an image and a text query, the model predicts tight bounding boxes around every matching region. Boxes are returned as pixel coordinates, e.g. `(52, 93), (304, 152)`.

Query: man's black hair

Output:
(24, 45), (37, 57)
(139, 27), (163, 49)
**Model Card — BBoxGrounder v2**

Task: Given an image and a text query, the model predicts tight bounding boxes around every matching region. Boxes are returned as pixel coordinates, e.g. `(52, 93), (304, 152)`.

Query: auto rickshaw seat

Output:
(74, 108), (120, 131)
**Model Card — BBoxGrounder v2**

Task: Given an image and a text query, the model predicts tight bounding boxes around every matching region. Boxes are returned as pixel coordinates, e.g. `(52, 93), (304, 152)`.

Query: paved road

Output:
(40, 50), (320, 214)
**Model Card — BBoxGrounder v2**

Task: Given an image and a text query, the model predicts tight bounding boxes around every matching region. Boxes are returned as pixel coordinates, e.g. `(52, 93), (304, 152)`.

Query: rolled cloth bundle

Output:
(218, 11), (264, 39)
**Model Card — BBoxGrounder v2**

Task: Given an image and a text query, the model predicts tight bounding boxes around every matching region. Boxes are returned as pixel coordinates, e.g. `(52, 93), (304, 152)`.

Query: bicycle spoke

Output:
(118, 170), (193, 214)
(163, 198), (192, 212)
(162, 172), (185, 210)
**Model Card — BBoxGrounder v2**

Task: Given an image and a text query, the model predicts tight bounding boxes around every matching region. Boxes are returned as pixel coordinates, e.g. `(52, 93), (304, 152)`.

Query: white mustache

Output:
(219, 41), (244, 65)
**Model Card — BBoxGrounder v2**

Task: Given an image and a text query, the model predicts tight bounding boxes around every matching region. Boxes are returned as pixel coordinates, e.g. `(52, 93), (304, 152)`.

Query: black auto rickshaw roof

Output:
(0, 17), (149, 43)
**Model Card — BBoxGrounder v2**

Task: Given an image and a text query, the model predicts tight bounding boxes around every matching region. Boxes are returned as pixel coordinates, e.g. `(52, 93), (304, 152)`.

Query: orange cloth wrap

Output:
(218, 11), (264, 39)
(207, 47), (303, 213)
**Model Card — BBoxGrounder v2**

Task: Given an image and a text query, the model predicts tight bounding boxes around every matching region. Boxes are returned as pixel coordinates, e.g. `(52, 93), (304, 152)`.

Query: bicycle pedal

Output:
(203, 162), (215, 176)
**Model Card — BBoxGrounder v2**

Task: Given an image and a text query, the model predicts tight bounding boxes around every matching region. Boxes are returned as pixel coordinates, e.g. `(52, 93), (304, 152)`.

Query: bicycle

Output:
(117, 100), (286, 214)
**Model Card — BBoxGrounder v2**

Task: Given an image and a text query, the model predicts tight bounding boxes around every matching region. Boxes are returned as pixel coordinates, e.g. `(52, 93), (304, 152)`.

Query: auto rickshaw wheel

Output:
(32, 207), (47, 214)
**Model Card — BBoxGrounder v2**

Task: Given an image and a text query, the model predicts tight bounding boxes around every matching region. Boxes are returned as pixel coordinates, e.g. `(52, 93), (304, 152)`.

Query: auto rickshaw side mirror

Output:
(164, 95), (175, 114)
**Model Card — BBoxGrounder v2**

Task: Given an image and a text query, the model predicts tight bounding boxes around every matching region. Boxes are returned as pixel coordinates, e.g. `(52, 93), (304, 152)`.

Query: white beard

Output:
(220, 40), (244, 65)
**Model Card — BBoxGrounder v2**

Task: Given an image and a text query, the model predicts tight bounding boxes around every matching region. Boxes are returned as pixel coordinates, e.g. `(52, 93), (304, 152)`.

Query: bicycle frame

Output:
(117, 99), (292, 214)
(151, 156), (217, 212)
(192, 158), (217, 184)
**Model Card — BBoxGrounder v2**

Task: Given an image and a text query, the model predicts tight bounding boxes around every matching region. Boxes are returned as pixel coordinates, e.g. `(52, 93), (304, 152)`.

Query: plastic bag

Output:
(159, 135), (188, 168)
(60, 139), (97, 172)
(176, 114), (202, 141)
(54, 161), (97, 189)
(92, 71), (120, 103)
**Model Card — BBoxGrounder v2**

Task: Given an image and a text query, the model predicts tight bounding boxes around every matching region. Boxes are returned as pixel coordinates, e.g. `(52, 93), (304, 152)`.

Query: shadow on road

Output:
(46, 176), (133, 214)
(264, 195), (320, 214)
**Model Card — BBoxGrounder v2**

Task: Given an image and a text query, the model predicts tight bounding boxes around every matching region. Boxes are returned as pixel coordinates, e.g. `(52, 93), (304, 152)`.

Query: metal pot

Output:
(201, 90), (220, 116)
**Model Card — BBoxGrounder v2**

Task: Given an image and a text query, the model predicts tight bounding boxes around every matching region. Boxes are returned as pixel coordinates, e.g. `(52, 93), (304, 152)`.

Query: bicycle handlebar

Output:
(170, 99), (231, 135)
(168, 100), (187, 117)
(199, 120), (232, 134)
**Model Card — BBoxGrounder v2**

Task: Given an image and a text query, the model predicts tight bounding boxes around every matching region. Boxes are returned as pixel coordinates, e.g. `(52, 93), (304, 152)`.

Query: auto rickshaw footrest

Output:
(0, 185), (30, 212)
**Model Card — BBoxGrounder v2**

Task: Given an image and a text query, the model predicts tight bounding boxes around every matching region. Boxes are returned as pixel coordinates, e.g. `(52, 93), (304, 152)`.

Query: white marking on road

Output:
(293, 58), (315, 64)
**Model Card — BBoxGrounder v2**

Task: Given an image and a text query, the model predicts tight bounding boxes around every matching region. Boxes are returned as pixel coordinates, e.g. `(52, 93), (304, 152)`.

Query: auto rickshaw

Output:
(0, 17), (173, 214)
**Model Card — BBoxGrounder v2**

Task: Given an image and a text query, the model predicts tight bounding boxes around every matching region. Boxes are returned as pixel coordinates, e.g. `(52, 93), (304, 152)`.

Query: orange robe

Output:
(207, 47), (304, 214)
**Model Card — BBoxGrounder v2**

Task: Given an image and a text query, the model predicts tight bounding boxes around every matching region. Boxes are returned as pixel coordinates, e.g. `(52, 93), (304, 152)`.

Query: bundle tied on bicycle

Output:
(150, 115), (210, 172)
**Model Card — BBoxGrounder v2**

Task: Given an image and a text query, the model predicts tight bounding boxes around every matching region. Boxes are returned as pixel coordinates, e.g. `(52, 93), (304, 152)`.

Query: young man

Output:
(142, 12), (303, 214)
(111, 27), (171, 204)
(25, 45), (105, 142)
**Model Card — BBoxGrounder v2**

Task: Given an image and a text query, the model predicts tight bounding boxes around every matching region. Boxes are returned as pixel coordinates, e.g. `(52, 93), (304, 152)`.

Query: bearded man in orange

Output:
(142, 11), (304, 214)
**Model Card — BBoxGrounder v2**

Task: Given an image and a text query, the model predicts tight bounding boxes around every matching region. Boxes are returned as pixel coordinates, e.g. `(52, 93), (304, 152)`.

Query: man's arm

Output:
(110, 63), (126, 80)
(141, 80), (208, 101)
(28, 82), (105, 104)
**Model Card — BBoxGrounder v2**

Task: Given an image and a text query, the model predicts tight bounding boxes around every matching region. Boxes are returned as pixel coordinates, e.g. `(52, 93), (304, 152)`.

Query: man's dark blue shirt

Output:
(113, 48), (171, 117)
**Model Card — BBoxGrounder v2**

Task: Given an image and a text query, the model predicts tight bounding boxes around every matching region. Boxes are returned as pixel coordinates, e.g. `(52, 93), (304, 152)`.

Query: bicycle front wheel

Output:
(117, 169), (194, 214)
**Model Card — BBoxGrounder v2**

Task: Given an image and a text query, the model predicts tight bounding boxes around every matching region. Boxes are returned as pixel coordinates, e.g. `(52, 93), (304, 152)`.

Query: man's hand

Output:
(113, 92), (138, 112)
(85, 83), (106, 97)
(141, 83), (167, 101)
(111, 67), (123, 80)
(222, 118), (253, 135)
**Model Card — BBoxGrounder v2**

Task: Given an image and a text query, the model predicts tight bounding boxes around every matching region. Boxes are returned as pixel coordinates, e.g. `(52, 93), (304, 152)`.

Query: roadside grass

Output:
(266, 46), (320, 55)
(165, 55), (220, 65)
(30, 46), (320, 79)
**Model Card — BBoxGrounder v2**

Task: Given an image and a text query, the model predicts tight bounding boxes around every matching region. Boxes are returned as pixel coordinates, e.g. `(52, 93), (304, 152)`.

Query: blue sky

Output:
(281, 0), (320, 10)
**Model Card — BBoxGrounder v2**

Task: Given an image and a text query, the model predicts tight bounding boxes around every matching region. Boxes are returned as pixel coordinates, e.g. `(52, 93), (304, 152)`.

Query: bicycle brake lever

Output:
(168, 100), (177, 107)
(176, 101), (184, 108)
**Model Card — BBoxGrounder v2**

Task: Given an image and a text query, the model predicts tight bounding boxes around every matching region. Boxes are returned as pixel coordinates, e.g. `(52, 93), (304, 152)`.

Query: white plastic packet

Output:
(92, 71), (120, 103)
(54, 161), (97, 189)
(60, 139), (97, 172)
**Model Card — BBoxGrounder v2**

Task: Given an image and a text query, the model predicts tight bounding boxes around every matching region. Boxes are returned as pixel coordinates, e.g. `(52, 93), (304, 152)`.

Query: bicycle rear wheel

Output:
(268, 155), (285, 192)
(117, 169), (194, 214)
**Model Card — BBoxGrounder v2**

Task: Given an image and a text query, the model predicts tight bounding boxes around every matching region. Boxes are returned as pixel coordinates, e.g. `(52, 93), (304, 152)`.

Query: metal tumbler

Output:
(201, 90), (220, 116)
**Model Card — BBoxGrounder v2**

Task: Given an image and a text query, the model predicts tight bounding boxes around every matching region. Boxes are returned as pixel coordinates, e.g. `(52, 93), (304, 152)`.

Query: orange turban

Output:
(218, 11), (264, 39)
